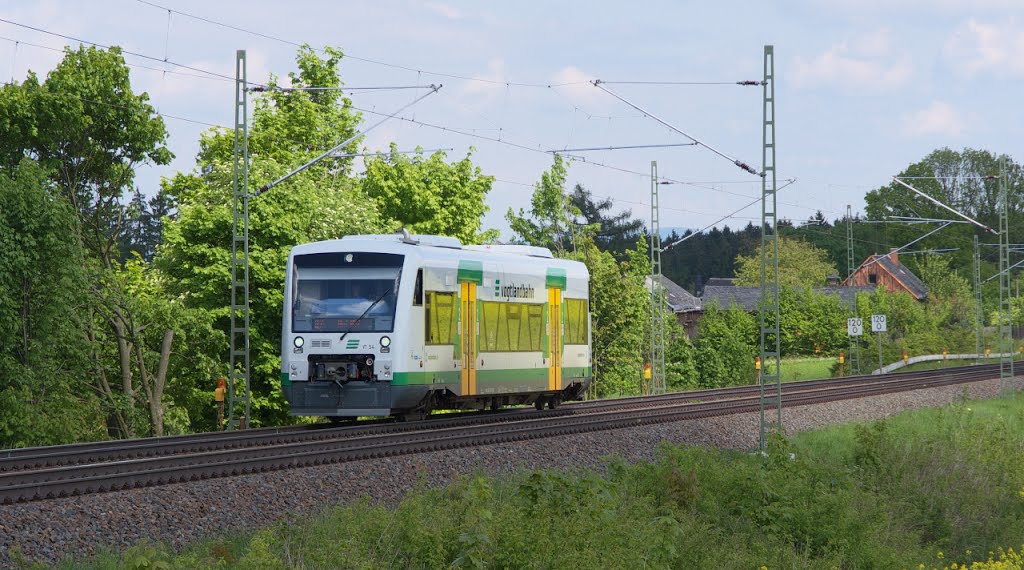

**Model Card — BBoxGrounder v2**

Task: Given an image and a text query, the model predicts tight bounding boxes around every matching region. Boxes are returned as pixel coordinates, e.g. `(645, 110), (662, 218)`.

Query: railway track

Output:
(0, 364), (1004, 504)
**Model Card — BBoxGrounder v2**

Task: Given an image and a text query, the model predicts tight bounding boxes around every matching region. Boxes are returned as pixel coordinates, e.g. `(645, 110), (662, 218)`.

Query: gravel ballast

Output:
(1, 377), (1019, 567)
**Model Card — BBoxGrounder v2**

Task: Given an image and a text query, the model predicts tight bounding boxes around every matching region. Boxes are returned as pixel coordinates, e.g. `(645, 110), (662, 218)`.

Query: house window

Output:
(868, 273), (878, 284)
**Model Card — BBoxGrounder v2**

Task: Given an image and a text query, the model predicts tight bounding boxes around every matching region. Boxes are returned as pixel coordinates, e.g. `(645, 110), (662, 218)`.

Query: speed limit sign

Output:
(871, 314), (887, 333)
(847, 317), (863, 336)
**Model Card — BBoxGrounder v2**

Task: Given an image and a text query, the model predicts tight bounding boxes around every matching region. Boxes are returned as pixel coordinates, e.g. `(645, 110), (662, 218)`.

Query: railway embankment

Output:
(1, 373), (1021, 568)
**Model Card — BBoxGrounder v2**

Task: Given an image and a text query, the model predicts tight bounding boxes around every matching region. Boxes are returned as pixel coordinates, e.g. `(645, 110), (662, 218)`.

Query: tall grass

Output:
(61, 392), (1024, 569)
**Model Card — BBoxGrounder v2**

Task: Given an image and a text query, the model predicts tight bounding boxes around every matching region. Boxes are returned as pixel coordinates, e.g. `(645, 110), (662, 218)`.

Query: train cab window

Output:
(565, 298), (588, 345)
(425, 291), (456, 344)
(413, 269), (423, 306)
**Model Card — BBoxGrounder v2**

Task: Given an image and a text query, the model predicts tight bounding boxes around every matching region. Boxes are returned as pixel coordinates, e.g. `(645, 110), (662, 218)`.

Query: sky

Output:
(2, 0), (1023, 241)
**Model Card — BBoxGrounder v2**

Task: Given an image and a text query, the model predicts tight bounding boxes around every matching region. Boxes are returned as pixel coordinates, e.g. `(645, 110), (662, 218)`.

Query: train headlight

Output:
(380, 336), (391, 348)
(293, 336), (304, 348)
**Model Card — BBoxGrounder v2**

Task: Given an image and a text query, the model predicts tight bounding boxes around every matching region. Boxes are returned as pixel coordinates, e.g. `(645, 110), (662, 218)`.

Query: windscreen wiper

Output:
(338, 286), (394, 344)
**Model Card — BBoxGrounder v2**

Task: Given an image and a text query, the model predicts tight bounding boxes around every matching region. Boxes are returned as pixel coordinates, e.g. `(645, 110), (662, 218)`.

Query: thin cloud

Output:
(945, 18), (1024, 77)
(899, 101), (965, 137)
(793, 30), (912, 94)
(424, 2), (462, 20)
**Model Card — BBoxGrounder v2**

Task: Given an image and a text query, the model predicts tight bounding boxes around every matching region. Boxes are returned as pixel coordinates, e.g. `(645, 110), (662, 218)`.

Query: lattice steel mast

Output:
(229, 50), (251, 429)
(998, 157), (1014, 389)
(846, 205), (861, 375)
(758, 45), (781, 452)
(974, 234), (983, 364)
(649, 161), (666, 395)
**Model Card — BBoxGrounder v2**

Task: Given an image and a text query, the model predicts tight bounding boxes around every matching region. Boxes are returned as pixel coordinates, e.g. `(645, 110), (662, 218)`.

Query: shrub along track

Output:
(0, 364), (1004, 504)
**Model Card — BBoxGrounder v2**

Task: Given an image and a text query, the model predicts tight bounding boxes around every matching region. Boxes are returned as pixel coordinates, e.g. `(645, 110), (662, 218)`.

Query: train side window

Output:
(425, 291), (456, 344)
(480, 301), (544, 352)
(413, 269), (423, 306)
(527, 304), (544, 350)
(565, 298), (588, 345)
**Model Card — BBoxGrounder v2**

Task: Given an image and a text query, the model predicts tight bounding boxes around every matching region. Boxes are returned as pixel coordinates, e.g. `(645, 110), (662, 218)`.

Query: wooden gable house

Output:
(843, 248), (927, 301)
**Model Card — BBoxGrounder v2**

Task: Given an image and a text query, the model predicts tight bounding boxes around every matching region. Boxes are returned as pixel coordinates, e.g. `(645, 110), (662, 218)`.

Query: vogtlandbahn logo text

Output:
(499, 282), (535, 299)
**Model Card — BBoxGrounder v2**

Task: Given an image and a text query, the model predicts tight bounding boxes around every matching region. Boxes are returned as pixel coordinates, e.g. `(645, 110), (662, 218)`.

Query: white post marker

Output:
(847, 317), (863, 337)
(871, 314), (887, 332)
(872, 314), (887, 371)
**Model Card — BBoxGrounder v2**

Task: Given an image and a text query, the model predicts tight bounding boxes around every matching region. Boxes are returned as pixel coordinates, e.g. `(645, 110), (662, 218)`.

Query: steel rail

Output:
(0, 366), (1004, 504)
(0, 364), (1002, 473)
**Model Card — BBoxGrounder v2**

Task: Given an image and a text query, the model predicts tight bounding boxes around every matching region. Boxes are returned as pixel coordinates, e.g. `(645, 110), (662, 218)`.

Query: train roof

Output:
(290, 234), (588, 276)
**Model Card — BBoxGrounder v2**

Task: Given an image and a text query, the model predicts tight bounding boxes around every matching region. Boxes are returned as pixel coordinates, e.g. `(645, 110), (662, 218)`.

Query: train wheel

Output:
(547, 397), (561, 410)
(534, 397), (546, 411)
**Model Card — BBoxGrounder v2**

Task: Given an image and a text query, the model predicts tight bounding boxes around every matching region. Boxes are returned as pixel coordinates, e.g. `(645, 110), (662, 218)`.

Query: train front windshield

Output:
(291, 252), (403, 333)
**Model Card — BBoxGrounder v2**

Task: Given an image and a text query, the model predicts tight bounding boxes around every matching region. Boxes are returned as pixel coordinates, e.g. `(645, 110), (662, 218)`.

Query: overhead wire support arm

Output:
(549, 142), (698, 153)
(328, 148), (454, 159)
(593, 80), (764, 86)
(254, 84), (442, 196)
(249, 85), (438, 92)
(591, 79), (762, 176)
(661, 179), (796, 252)
(857, 222), (955, 272)
(891, 177), (996, 234)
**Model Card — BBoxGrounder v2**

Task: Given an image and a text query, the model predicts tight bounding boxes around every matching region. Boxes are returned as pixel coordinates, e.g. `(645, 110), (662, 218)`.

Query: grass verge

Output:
(52, 392), (1024, 570)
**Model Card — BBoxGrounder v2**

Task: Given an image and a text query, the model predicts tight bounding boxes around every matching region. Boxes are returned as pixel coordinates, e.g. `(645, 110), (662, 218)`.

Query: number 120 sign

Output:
(847, 317), (863, 336)
(871, 314), (887, 332)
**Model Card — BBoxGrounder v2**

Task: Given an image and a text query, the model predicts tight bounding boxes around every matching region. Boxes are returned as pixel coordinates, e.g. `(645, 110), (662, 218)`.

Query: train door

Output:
(460, 282), (477, 396)
(547, 288), (562, 391)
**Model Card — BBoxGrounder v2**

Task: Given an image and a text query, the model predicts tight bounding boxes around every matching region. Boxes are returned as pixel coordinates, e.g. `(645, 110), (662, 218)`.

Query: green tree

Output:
(361, 145), (496, 244)
(0, 45), (172, 265)
(734, 236), (838, 289)
(0, 159), (105, 446)
(665, 316), (698, 391)
(863, 148), (1023, 286)
(158, 47), (386, 427)
(693, 303), (757, 388)
(774, 287), (848, 356)
(0, 45), (180, 439)
(506, 155), (579, 254)
(584, 238), (650, 397)
(568, 184), (645, 258)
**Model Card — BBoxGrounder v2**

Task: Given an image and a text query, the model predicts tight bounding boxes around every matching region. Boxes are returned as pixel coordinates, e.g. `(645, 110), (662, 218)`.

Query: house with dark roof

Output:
(842, 249), (928, 301)
(646, 275), (702, 337)
(701, 284), (874, 312)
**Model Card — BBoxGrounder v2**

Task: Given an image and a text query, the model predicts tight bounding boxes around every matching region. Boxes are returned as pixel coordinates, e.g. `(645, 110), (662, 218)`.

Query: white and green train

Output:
(280, 232), (592, 419)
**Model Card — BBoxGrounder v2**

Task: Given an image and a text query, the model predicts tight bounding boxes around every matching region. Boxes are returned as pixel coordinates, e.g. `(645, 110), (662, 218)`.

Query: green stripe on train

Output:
(393, 366), (591, 386)
(545, 268), (567, 290)
(457, 260), (483, 284)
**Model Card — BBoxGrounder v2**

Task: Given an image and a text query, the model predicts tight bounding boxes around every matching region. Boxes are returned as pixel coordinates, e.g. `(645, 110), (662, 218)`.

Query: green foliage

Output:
(568, 184), (645, 259)
(157, 47), (385, 426)
(694, 303), (757, 387)
(775, 287), (849, 355)
(86, 394), (1024, 569)
(853, 286), (974, 365)
(918, 254), (976, 335)
(0, 159), (105, 447)
(583, 238), (650, 397)
(505, 154), (579, 254)
(0, 44), (172, 263)
(735, 236), (838, 289)
(661, 223), (762, 291)
(361, 145), (496, 244)
(665, 315), (698, 391)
